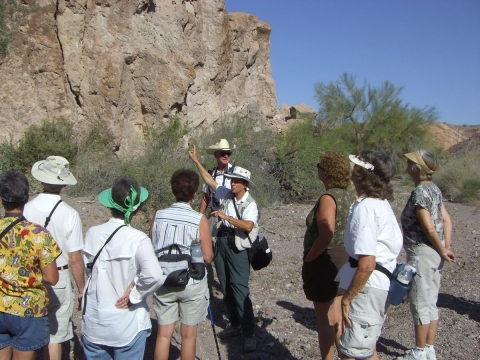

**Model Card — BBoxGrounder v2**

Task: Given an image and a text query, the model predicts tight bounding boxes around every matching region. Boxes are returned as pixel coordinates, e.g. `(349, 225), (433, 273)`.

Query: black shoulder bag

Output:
(232, 202), (272, 271)
(82, 225), (126, 315)
(156, 244), (192, 288)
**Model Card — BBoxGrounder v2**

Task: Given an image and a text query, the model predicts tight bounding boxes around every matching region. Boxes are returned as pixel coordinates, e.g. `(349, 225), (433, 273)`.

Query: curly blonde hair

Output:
(320, 151), (350, 189)
(350, 149), (396, 201)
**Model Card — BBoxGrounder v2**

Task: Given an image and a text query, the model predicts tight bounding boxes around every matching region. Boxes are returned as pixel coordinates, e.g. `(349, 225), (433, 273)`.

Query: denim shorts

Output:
(0, 312), (49, 351)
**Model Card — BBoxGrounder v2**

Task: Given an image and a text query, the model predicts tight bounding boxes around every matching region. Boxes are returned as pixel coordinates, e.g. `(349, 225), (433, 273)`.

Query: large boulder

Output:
(0, 0), (277, 154)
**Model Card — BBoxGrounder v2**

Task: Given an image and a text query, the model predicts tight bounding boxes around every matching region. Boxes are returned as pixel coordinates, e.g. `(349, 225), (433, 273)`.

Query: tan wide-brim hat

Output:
(224, 166), (254, 188)
(31, 156), (77, 185)
(206, 139), (236, 155)
(404, 151), (434, 174)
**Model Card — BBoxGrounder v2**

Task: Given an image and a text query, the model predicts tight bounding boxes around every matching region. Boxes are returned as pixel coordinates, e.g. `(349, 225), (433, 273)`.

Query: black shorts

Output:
(302, 250), (339, 302)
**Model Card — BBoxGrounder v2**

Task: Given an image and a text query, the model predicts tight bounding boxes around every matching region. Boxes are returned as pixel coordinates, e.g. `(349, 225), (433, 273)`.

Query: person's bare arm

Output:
(441, 203), (453, 250)
(188, 145), (218, 191)
(416, 206), (455, 262)
(42, 260), (59, 286)
(199, 215), (213, 264)
(199, 193), (209, 214)
(341, 255), (375, 329)
(304, 195), (336, 262)
(68, 250), (86, 310)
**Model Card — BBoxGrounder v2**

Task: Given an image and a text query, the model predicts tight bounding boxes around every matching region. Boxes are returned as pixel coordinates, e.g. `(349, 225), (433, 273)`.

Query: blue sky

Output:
(225, 0), (480, 126)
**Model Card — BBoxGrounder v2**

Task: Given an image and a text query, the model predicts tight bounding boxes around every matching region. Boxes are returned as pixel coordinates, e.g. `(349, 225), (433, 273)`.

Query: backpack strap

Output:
(348, 256), (393, 281)
(44, 200), (63, 228)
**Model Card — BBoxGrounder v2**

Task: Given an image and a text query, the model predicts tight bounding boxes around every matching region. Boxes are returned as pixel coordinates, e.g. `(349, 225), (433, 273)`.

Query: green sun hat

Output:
(98, 186), (149, 225)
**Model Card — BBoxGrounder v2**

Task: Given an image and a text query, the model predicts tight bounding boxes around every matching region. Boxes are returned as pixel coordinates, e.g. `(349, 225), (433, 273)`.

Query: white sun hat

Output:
(31, 156), (77, 185)
(224, 166), (254, 188)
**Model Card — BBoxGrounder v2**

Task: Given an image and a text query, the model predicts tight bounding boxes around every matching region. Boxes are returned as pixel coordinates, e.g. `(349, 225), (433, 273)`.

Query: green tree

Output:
(314, 73), (438, 156)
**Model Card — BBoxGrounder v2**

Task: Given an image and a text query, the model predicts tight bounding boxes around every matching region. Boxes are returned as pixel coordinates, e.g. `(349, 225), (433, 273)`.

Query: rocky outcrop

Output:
(0, 0), (277, 154)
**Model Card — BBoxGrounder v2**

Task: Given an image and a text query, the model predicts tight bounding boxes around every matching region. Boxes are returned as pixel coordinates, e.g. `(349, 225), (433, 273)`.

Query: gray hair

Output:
(417, 149), (437, 181)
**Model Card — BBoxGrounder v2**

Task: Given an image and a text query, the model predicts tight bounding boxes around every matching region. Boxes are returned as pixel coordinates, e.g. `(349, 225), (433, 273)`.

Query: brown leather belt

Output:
(57, 265), (69, 270)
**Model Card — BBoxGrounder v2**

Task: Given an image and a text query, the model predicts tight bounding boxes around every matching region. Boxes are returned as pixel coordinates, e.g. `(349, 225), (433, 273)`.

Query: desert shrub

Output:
(435, 148), (480, 203)
(14, 118), (78, 170)
(195, 114), (282, 207)
(276, 116), (325, 200)
(0, 140), (17, 172)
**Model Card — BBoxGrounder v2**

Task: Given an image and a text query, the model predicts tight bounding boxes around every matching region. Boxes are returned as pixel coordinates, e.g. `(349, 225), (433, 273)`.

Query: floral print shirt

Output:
(0, 217), (61, 317)
(401, 182), (444, 246)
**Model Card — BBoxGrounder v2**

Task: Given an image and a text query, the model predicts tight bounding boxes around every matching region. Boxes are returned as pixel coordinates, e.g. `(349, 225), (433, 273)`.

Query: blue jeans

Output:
(82, 330), (148, 360)
(0, 312), (49, 351)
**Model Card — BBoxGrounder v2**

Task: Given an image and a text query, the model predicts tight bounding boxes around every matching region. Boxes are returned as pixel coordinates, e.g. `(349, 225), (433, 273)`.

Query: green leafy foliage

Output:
(314, 73), (437, 158)
(14, 118), (78, 171)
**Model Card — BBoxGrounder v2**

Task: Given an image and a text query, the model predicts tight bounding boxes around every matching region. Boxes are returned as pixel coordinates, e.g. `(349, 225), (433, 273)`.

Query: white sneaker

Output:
(397, 348), (427, 360)
(426, 347), (437, 360)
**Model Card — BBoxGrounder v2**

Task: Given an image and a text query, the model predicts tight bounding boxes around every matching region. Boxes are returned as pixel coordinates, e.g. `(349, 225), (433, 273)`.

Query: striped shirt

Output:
(151, 202), (204, 284)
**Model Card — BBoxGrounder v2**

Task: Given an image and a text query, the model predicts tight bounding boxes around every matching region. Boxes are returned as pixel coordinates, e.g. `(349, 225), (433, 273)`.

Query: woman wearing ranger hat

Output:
(189, 145), (258, 353)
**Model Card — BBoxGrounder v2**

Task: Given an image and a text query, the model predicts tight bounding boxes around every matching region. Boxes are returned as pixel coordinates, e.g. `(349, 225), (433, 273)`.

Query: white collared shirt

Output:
(82, 218), (164, 346)
(24, 193), (83, 267)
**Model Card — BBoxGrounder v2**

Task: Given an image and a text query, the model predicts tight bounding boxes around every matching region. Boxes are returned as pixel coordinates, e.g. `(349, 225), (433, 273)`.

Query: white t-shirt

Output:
(24, 193), (83, 267)
(336, 197), (402, 291)
(82, 218), (165, 346)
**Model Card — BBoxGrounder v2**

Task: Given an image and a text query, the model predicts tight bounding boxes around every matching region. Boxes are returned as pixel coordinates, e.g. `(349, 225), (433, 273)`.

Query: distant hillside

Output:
(428, 123), (480, 152)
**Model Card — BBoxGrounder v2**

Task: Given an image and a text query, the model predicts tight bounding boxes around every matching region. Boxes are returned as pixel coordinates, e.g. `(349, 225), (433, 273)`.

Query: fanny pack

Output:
(156, 244), (192, 288)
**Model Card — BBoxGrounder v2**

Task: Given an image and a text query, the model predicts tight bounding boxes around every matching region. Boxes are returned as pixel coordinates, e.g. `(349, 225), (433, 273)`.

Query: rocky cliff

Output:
(0, 0), (277, 154)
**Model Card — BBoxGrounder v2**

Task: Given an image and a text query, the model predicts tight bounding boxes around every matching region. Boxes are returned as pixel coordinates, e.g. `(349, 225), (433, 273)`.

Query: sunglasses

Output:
(219, 151), (232, 157)
(316, 163), (325, 171)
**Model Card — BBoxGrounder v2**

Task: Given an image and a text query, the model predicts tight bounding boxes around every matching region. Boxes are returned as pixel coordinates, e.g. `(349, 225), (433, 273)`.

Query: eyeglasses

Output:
(219, 151), (232, 157)
(316, 163), (324, 171)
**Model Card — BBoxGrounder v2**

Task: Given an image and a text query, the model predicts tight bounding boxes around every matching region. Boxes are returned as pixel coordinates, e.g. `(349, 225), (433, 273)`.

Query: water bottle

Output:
(389, 263), (415, 306)
(190, 238), (205, 280)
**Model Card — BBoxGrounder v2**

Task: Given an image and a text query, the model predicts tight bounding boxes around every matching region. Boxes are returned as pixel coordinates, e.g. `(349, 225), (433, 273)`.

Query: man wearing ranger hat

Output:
(199, 139), (236, 219)
(23, 156), (85, 360)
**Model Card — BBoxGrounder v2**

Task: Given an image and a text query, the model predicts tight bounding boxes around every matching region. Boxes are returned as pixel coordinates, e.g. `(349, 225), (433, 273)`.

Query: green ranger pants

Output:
(214, 235), (255, 336)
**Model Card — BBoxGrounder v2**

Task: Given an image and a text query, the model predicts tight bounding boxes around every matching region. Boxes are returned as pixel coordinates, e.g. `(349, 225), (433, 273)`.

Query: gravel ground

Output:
(37, 189), (480, 360)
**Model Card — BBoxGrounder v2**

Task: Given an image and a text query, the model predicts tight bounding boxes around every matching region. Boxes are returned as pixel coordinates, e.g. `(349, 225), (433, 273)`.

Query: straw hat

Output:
(31, 156), (77, 185)
(206, 139), (236, 155)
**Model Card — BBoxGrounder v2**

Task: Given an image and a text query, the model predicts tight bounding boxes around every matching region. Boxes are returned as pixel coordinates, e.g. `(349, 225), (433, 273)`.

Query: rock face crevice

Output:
(0, 0), (277, 154)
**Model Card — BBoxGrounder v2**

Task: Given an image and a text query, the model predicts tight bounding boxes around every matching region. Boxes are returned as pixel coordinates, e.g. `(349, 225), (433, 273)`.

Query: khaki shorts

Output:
(153, 278), (209, 326)
(339, 286), (388, 359)
(405, 243), (443, 325)
(45, 269), (74, 343)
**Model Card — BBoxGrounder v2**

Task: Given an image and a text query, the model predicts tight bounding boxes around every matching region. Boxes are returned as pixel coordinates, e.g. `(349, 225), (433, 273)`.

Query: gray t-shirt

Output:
(401, 182), (444, 245)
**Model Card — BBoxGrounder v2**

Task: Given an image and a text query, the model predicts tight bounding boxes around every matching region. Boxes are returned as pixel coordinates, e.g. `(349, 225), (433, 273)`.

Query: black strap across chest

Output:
(0, 217), (25, 245)
(44, 200), (63, 228)
(83, 224), (126, 315)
